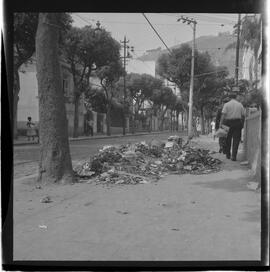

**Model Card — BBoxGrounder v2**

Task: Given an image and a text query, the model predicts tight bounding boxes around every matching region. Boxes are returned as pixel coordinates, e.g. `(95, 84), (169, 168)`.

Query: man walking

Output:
(219, 92), (245, 161)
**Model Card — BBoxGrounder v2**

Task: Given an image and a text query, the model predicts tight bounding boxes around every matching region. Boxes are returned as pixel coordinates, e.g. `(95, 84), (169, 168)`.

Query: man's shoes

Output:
(231, 157), (236, 161)
(219, 148), (222, 153)
(226, 154), (231, 159)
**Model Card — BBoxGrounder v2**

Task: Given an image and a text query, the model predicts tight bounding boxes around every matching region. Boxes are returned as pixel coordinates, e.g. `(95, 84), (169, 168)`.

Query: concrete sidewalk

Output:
(13, 135), (260, 261)
(13, 130), (181, 146)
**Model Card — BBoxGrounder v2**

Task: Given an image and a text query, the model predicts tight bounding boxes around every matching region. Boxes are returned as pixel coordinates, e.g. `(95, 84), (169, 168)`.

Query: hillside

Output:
(137, 32), (243, 77)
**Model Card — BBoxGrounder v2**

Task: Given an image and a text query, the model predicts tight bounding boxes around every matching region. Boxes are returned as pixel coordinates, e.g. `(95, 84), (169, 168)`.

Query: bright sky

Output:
(72, 13), (239, 57)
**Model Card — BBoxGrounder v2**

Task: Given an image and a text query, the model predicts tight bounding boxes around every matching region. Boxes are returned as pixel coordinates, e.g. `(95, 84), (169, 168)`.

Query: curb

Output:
(14, 131), (186, 146)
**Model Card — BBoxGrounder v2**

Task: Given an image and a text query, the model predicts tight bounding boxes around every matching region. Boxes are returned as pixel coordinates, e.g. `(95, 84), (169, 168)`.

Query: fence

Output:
(244, 109), (261, 183)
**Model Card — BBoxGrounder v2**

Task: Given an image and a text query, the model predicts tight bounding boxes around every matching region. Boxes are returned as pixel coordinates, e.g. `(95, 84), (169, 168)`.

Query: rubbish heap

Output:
(74, 136), (221, 185)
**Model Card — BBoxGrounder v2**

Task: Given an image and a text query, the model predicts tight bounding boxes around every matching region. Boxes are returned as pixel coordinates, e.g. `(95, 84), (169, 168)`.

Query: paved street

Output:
(13, 133), (261, 261)
(13, 131), (185, 179)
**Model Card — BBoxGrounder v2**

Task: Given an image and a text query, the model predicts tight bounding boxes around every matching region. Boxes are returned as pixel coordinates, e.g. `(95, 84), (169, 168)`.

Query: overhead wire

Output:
(132, 51), (155, 73)
(142, 13), (173, 55)
(160, 13), (236, 25)
(74, 13), (96, 24)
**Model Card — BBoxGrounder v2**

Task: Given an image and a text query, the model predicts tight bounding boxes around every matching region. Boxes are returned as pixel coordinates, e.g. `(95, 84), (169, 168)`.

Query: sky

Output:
(71, 13), (240, 57)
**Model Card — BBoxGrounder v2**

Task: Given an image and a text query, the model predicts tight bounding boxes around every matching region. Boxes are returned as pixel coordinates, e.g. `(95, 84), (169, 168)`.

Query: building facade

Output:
(17, 60), (85, 136)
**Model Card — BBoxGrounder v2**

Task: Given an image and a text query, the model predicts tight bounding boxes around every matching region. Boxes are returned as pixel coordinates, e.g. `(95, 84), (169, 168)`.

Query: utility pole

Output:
(120, 36), (134, 135)
(235, 13), (241, 87)
(177, 16), (197, 139)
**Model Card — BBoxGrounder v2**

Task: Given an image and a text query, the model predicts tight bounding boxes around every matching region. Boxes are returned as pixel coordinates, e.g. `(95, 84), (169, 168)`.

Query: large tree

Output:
(35, 13), (74, 184)
(124, 73), (163, 133)
(193, 67), (229, 134)
(150, 86), (175, 130)
(63, 25), (121, 137)
(156, 44), (216, 102)
(157, 44), (230, 134)
(13, 13), (72, 138)
(96, 61), (124, 136)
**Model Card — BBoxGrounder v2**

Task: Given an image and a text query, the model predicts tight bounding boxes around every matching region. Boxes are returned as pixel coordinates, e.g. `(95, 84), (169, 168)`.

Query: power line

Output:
(179, 13), (236, 25)
(158, 13), (235, 25)
(142, 13), (173, 55)
(74, 13), (96, 24)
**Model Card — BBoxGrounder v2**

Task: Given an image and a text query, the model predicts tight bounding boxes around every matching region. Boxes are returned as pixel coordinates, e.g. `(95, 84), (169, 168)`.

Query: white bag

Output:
(215, 128), (227, 138)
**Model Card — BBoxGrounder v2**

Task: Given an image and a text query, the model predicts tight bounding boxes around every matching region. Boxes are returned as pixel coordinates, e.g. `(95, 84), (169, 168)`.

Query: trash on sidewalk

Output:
(74, 136), (222, 186)
(40, 196), (52, 203)
(240, 161), (249, 166)
(247, 182), (259, 190)
(116, 210), (129, 215)
(38, 225), (47, 229)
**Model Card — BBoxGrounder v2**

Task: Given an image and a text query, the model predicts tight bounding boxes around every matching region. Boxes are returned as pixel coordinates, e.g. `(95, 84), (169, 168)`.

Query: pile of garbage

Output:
(74, 136), (221, 185)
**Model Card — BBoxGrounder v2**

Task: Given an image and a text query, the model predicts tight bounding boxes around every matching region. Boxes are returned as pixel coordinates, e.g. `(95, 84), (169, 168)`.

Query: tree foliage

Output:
(63, 25), (121, 137)
(125, 73), (163, 114)
(96, 60), (124, 135)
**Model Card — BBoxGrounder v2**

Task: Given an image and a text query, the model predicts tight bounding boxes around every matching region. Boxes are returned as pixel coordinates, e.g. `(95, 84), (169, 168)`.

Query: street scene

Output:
(10, 12), (264, 263)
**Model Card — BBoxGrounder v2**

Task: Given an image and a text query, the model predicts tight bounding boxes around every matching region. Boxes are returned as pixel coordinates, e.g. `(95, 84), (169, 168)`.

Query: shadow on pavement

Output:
(241, 209), (261, 222)
(193, 177), (253, 193)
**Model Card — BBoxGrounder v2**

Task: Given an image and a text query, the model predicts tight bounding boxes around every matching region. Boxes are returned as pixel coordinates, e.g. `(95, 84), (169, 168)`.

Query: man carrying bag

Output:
(219, 92), (245, 161)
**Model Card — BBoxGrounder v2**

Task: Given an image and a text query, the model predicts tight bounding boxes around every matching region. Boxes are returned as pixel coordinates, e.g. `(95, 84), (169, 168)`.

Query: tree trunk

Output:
(73, 93), (80, 138)
(122, 109), (126, 135)
(181, 112), (184, 131)
(176, 112), (179, 131)
(106, 104), (111, 136)
(193, 117), (199, 137)
(184, 109), (188, 130)
(200, 106), (205, 135)
(13, 68), (20, 139)
(159, 106), (168, 131)
(131, 114), (135, 134)
(254, 55), (258, 90)
(36, 13), (75, 185)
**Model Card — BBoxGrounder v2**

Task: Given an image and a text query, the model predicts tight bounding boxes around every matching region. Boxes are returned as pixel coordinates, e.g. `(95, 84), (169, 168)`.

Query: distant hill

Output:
(137, 32), (243, 77)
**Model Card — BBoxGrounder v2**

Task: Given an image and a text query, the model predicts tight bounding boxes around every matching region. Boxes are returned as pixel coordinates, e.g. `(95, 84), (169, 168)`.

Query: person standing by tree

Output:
(210, 119), (216, 139)
(87, 119), (94, 137)
(26, 116), (37, 141)
(219, 92), (245, 161)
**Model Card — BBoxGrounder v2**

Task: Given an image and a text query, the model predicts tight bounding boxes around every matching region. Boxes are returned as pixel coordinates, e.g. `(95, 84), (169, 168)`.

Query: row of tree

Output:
(86, 72), (185, 135)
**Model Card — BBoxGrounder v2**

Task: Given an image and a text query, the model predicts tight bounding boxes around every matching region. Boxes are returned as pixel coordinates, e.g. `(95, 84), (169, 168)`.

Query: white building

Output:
(126, 59), (156, 77)
(17, 60), (85, 136)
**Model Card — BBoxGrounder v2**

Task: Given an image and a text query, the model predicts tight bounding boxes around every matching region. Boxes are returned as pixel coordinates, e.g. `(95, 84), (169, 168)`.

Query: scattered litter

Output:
(74, 137), (222, 186)
(35, 185), (42, 189)
(116, 210), (129, 215)
(40, 196), (52, 203)
(84, 201), (93, 206)
(39, 225), (47, 229)
(139, 180), (149, 184)
(247, 182), (259, 190)
(171, 228), (180, 231)
(240, 161), (249, 166)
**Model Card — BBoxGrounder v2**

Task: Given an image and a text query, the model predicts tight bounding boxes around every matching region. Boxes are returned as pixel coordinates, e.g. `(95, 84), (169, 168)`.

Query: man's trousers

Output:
(224, 119), (243, 159)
